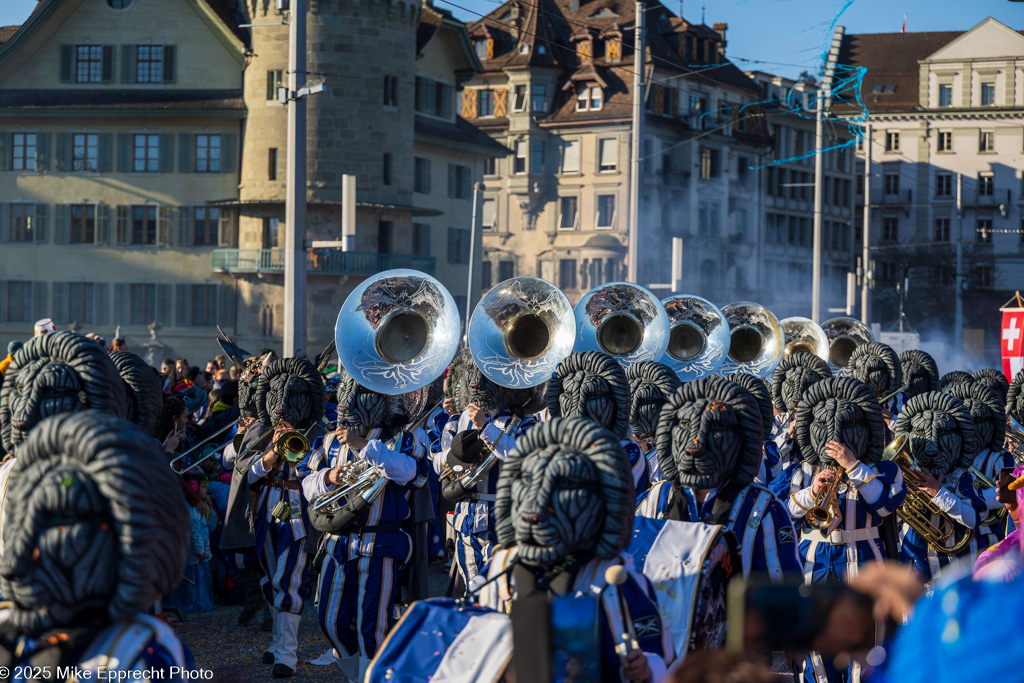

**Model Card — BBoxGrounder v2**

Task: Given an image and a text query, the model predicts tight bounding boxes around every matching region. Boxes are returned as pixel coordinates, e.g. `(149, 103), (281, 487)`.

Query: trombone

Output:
(884, 434), (974, 555)
(169, 417), (242, 474)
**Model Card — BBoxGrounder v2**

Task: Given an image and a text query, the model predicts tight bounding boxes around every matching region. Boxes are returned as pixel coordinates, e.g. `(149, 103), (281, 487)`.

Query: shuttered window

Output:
(5, 281), (33, 322)
(70, 204), (96, 244)
(193, 207), (219, 246)
(131, 206), (157, 245)
(195, 134), (221, 173)
(190, 285), (217, 326)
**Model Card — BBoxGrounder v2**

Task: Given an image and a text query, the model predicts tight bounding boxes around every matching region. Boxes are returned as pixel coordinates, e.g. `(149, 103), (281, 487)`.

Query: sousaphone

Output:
(660, 295), (729, 381)
(468, 277), (575, 388)
(780, 316), (829, 362)
(716, 302), (784, 379)
(573, 282), (670, 367)
(821, 317), (874, 371)
(335, 269), (460, 394)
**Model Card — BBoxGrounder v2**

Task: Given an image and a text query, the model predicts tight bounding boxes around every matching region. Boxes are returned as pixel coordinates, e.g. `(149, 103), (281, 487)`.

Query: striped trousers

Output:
(257, 525), (309, 615)
(317, 554), (398, 659)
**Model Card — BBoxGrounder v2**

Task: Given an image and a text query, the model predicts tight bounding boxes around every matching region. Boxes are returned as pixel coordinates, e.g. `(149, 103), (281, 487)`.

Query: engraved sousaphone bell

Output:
(335, 269), (461, 394)
(468, 277), (576, 388)
(780, 316), (830, 362)
(821, 316), (875, 371)
(716, 302), (784, 379)
(660, 295), (729, 381)
(573, 282), (670, 367)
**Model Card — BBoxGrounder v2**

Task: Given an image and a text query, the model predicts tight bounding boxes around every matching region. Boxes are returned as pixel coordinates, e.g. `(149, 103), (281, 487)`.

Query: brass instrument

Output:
(660, 295), (729, 381)
(1005, 416), (1024, 464)
(439, 416), (523, 488)
(468, 277), (575, 389)
(573, 282), (670, 367)
(969, 465), (1007, 525)
(806, 465), (844, 531)
(883, 434), (974, 556)
(236, 419), (315, 476)
(780, 316), (830, 362)
(879, 383), (909, 405)
(169, 417), (242, 474)
(717, 302), (784, 379)
(821, 317), (874, 370)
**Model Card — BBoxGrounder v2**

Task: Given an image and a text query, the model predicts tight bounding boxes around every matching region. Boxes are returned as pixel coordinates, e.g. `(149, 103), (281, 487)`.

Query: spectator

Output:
(151, 396), (189, 455)
(111, 337), (129, 353)
(214, 354), (228, 371)
(33, 318), (56, 337)
(161, 358), (179, 394)
(164, 475), (216, 613)
(206, 360), (219, 375)
(176, 358), (193, 380)
(229, 366), (239, 380)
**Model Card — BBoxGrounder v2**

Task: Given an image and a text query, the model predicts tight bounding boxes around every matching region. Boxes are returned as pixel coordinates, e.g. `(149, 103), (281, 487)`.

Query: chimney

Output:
(712, 21), (727, 55)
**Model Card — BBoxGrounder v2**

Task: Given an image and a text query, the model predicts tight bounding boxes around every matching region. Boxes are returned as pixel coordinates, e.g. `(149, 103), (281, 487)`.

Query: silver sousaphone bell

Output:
(468, 277), (575, 388)
(335, 269), (461, 394)
(821, 316), (874, 371)
(780, 316), (830, 362)
(573, 282), (670, 367)
(716, 302), (784, 379)
(660, 295), (729, 381)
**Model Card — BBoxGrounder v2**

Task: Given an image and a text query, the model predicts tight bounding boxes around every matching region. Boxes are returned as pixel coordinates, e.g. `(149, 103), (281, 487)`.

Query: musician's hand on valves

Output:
(825, 440), (857, 470)
(336, 427), (368, 451)
(621, 649), (651, 683)
(466, 403), (486, 430)
(811, 468), (837, 497)
(915, 468), (943, 498)
(327, 464), (347, 487)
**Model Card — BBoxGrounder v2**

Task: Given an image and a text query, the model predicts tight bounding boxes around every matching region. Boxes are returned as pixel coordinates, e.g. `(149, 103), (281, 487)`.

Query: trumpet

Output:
(969, 465), (1007, 525)
(884, 434), (974, 556)
(806, 465), (844, 531)
(169, 417), (242, 474)
(236, 420), (315, 476)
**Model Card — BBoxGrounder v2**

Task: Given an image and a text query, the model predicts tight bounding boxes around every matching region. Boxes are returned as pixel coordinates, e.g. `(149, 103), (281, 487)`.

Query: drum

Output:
(627, 517), (740, 660)
(366, 598), (512, 683)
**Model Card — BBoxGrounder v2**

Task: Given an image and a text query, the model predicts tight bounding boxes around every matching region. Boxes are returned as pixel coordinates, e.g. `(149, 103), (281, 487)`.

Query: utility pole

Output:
(811, 88), (824, 322)
(283, 0), (307, 358)
(627, 0), (645, 284)
(465, 182), (484, 338)
(860, 123), (871, 324)
(955, 172), (964, 357)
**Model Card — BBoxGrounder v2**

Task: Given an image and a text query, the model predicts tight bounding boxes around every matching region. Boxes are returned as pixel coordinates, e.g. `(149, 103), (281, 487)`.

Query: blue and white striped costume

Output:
(5, 615), (193, 682)
(478, 547), (671, 682)
(302, 428), (427, 658)
(754, 440), (783, 486)
(898, 467), (986, 582)
(776, 460), (905, 584)
(769, 413), (800, 481)
(636, 480), (803, 582)
(625, 437), (651, 496)
(437, 409), (534, 584)
(971, 448), (1017, 553)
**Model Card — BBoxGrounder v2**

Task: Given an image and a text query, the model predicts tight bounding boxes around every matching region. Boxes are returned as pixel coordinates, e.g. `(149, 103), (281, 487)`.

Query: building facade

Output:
(0, 0), (246, 363)
(836, 18), (1024, 365)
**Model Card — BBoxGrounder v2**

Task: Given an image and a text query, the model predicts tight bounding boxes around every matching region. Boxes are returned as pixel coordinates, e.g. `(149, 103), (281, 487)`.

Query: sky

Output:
(0, 0), (1020, 78)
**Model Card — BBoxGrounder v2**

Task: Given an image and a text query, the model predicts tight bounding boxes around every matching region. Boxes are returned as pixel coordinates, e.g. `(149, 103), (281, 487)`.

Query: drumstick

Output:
(604, 565), (640, 674)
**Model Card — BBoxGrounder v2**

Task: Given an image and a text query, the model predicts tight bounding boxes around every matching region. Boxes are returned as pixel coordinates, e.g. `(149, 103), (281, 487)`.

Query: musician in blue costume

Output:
(302, 376), (427, 661)
(892, 391), (986, 581)
(437, 350), (535, 588)
(477, 417), (672, 683)
(849, 342), (906, 430)
(898, 349), (940, 401)
(243, 358), (326, 677)
(973, 367), (1009, 406)
(945, 381), (1014, 552)
(636, 376), (802, 582)
(940, 371), (975, 390)
(548, 351), (650, 495)
(0, 411), (192, 680)
(625, 361), (680, 484)
(768, 352), (833, 481)
(732, 372), (785, 485)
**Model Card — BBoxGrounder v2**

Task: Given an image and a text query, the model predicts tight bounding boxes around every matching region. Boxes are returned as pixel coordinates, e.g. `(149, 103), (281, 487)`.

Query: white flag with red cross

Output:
(1000, 292), (1024, 380)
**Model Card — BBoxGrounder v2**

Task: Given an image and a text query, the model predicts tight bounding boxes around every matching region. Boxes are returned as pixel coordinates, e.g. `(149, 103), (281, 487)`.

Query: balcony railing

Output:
(213, 249), (436, 275)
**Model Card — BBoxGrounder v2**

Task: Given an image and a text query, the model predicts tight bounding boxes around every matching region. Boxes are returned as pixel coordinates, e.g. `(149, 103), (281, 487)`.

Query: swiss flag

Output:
(1001, 293), (1024, 380)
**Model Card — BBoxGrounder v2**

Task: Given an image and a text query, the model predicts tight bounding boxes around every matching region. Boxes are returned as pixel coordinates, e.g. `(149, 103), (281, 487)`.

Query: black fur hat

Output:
(795, 377), (886, 465)
(548, 351), (631, 439)
(770, 352), (832, 414)
(899, 349), (940, 399)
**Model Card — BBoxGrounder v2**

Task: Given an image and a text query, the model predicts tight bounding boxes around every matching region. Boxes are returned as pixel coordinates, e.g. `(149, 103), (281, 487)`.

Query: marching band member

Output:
(767, 352), (833, 481)
(437, 350), (535, 589)
(849, 341), (906, 429)
(892, 391), (986, 582)
(730, 372), (785, 486)
(245, 358), (326, 678)
(940, 370), (975, 389)
(0, 412), (192, 679)
(973, 368), (1009, 406)
(625, 361), (680, 484)
(547, 351), (650, 496)
(898, 349), (940, 401)
(477, 417), (671, 683)
(302, 376), (427, 663)
(945, 381), (1015, 553)
(635, 376), (802, 582)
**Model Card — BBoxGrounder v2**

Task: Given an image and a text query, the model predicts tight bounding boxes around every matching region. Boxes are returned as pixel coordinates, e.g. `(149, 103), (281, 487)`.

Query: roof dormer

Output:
(571, 30), (593, 65)
(602, 27), (622, 63)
